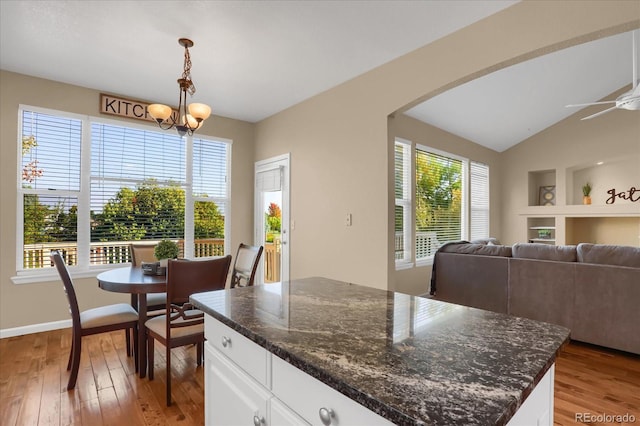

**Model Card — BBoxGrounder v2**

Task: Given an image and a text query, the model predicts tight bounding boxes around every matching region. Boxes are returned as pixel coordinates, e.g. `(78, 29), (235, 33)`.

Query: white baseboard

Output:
(0, 319), (71, 339)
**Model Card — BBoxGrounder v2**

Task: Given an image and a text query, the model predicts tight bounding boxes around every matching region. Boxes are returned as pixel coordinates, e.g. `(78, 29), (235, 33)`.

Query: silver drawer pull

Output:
(221, 336), (231, 347)
(253, 415), (265, 426)
(319, 407), (335, 425)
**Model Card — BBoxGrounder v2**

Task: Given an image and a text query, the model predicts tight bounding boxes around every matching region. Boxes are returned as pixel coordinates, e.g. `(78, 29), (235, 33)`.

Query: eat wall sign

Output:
(606, 186), (639, 204)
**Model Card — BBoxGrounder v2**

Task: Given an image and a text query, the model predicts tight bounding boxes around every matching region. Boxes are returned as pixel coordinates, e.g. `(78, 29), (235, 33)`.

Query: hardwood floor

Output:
(1, 329), (638, 425)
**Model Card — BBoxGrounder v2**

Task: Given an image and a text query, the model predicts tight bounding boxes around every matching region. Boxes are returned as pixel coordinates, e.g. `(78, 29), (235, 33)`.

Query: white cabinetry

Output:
(203, 315), (392, 426)
(205, 344), (270, 426)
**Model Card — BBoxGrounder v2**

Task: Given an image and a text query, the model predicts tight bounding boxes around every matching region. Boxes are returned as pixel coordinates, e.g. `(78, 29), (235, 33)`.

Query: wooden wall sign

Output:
(99, 94), (178, 124)
(606, 186), (639, 204)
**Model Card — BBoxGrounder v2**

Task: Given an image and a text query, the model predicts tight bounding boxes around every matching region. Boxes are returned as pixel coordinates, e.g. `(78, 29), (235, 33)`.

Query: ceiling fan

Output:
(566, 30), (640, 120)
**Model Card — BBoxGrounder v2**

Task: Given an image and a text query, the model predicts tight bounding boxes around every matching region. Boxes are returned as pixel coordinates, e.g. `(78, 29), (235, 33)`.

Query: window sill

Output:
(395, 260), (414, 271)
(11, 265), (125, 285)
(416, 258), (434, 268)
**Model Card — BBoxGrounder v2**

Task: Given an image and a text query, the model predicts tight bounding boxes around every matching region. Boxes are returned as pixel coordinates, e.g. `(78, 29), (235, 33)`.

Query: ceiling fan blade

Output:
(566, 101), (616, 108)
(633, 30), (638, 89)
(580, 106), (618, 120)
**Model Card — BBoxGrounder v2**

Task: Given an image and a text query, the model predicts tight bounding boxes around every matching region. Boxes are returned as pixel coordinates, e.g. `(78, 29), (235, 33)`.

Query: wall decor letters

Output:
(100, 94), (178, 124)
(606, 186), (639, 204)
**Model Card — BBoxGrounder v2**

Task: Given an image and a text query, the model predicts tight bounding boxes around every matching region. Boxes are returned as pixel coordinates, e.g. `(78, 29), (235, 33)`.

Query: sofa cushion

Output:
(577, 243), (640, 268)
(440, 242), (512, 257)
(512, 243), (577, 262)
(470, 237), (502, 246)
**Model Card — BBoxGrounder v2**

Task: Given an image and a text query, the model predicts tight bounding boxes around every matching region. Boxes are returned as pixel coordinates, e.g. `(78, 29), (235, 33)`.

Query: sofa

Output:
(430, 241), (640, 354)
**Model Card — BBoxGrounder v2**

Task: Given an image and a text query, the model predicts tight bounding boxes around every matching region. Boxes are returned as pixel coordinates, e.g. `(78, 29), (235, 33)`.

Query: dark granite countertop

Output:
(190, 277), (569, 426)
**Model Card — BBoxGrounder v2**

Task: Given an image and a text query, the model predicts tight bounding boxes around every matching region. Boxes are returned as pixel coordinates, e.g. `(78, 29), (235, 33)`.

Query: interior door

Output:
(255, 154), (290, 284)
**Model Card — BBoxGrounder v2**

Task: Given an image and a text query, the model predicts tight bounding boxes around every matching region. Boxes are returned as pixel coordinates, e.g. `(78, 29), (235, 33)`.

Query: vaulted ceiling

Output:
(1, 1), (636, 152)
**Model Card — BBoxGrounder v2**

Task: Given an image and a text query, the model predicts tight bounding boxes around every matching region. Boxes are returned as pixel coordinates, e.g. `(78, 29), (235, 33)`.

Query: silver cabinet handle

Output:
(221, 336), (231, 347)
(319, 407), (335, 425)
(253, 415), (265, 426)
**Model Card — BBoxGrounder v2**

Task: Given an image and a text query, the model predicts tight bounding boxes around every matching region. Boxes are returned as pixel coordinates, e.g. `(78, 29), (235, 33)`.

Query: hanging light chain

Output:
(182, 44), (196, 96)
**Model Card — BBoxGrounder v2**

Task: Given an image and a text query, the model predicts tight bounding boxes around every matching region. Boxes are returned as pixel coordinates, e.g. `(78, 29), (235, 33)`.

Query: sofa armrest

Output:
(572, 264), (640, 354)
(434, 252), (509, 313)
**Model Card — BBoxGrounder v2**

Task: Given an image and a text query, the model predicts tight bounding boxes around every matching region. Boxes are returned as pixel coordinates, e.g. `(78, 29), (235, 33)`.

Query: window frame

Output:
(394, 138), (489, 269)
(14, 104), (231, 283)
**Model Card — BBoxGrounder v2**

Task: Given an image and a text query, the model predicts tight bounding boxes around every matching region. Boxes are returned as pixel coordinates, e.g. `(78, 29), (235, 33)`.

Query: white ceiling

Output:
(1, 1), (636, 152)
(405, 30), (639, 152)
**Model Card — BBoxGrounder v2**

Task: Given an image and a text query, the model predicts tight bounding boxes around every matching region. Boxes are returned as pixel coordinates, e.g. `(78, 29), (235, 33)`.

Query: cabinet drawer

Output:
(204, 343), (271, 426)
(205, 315), (268, 386)
(272, 355), (392, 426)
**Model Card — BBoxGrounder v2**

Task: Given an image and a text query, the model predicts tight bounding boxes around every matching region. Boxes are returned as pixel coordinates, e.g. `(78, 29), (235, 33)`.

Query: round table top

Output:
(97, 266), (166, 294)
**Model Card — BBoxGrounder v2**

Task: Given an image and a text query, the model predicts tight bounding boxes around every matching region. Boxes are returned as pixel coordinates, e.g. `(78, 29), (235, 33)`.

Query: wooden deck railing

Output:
(26, 238), (281, 284)
(263, 239), (281, 283)
(23, 239), (225, 269)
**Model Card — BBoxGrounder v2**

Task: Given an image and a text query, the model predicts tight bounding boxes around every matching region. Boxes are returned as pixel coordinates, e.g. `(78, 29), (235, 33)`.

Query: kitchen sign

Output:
(100, 94), (178, 124)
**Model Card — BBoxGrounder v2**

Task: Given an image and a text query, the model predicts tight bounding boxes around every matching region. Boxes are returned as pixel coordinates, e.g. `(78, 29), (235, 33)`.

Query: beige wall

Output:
(254, 1), (639, 294)
(0, 71), (255, 330)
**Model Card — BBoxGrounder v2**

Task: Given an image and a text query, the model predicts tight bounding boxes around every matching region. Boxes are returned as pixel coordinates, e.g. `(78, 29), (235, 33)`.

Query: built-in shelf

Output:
(519, 203), (639, 217)
(528, 169), (556, 207)
(522, 161), (639, 246)
(528, 238), (556, 244)
(527, 217), (556, 245)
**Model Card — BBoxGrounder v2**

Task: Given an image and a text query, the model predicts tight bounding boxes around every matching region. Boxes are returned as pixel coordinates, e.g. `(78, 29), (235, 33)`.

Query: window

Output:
(394, 140), (411, 263)
(18, 106), (230, 273)
(394, 139), (489, 267)
(470, 161), (490, 241)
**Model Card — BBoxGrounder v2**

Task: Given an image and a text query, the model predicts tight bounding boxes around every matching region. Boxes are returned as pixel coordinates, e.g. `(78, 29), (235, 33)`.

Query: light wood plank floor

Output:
(1, 329), (638, 425)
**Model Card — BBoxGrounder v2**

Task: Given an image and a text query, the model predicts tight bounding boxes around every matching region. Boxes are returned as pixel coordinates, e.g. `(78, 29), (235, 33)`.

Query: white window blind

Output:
(20, 110), (82, 269)
(256, 167), (282, 192)
(17, 105), (230, 272)
(192, 137), (229, 257)
(394, 141), (411, 263)
(470, 161), (490, 241)
(91, 123), (187, 255)
(415, 148), (463, 260)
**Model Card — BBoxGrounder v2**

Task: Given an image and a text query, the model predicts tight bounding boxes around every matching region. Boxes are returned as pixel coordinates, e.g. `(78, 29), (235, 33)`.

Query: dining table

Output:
(97, 266), (166, 378)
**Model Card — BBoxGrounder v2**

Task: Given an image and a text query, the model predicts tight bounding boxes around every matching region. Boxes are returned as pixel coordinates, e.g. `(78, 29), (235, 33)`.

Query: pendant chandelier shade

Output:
(148, 38), (211, 136)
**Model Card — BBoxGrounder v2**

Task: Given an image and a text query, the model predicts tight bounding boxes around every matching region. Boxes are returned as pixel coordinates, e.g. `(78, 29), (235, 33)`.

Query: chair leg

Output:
(67, 330), (75, 371)
(197, 342), (203, 366)
(132, 326), (139, 372)
(147, 336), (155, 380)
(125, 329), (131, 356)
(166, 344), (172, 406)
(67, 332), (82, 390)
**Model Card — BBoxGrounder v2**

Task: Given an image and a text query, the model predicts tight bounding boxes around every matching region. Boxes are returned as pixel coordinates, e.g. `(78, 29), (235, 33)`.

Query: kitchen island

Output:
(191, 277), (569, 425)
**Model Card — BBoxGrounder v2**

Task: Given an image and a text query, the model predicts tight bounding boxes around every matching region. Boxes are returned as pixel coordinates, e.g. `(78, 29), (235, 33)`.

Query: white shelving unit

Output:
(528, 221), (556, 244)
(522, 160), (639, 246)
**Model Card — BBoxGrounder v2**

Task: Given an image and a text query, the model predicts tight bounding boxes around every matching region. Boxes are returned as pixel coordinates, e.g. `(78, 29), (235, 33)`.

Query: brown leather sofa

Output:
(431, 242), (640, 354)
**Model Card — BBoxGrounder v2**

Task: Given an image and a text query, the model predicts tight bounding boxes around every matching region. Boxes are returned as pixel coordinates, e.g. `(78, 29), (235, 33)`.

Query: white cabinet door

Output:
(205, 342), (271, 426)
(270, 397), (311, 426)
(271, 355), (392, 426)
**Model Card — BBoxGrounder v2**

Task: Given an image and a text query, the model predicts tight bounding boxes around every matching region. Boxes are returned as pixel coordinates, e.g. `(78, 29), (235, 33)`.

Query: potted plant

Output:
(582, 182), (592, 205)
(154, 239), (179, 268)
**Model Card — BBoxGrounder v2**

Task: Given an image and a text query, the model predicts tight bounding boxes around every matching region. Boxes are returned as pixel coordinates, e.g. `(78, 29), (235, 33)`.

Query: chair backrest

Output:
(230, 244), (264, 288)
(165, 256), (232, 328)
(130, 243), (157, 266)
(51, 250), (81, 332)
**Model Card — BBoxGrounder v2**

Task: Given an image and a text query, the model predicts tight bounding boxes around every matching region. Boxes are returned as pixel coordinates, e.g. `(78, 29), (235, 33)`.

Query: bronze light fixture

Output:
(148, 38), (211, 136)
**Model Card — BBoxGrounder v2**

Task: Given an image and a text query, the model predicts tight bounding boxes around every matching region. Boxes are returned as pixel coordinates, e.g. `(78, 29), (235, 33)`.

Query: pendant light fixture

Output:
(148, 38), (211, 136)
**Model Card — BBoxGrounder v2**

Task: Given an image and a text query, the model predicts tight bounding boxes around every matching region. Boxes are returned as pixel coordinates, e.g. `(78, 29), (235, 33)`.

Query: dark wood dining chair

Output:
(146, 255), (232, 406)
(130, 243), (166, 313)
(230, 243), (264, 288)
(51, 250), (139, 390)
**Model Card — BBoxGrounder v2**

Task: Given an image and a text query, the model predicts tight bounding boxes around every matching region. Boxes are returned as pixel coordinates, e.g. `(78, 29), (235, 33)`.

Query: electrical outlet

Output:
(346, 213), (352, 226)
